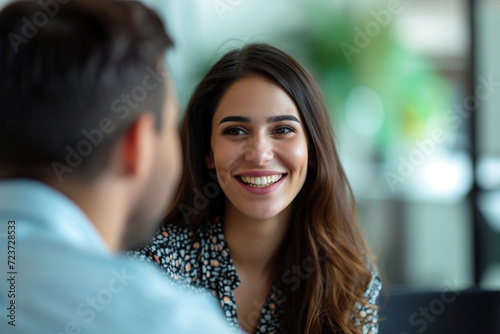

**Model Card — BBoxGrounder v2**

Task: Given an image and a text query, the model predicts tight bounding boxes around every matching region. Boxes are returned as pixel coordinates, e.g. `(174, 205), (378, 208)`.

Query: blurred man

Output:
(0, 1), (233, 333)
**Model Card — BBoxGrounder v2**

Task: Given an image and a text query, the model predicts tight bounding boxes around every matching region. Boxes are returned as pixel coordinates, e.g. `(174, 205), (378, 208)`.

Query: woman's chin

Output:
(236, 204), (288, 221)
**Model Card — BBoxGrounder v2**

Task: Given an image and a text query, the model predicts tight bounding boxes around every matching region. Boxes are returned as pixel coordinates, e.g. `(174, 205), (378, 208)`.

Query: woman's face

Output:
(207, 76), (309, 220)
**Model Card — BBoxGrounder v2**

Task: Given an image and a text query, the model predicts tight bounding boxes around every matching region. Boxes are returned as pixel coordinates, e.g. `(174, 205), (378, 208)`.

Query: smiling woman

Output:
(129, 43), (382, 334)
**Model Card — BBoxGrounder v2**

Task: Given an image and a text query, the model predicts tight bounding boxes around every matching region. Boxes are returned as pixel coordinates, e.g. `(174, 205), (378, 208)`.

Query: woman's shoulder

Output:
(355, 261), (383, 333)
(131, 224), (200, 264)
(153, 223), (198, 249)
(364, 265), (382, 304)
(127, 221), (226, 284)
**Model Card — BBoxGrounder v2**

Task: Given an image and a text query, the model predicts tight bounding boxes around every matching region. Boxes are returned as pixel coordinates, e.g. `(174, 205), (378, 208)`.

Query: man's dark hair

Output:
(0, 0), (173, 181)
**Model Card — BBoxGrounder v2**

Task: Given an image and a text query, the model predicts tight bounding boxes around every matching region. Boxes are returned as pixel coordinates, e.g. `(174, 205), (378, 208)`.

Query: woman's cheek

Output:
(213, 140), (241, 185)
(280, 140), (308, 169)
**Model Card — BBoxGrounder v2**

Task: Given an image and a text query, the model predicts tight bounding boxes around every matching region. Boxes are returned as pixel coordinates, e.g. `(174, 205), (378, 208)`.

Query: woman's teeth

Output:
(239, 174), (283, 188)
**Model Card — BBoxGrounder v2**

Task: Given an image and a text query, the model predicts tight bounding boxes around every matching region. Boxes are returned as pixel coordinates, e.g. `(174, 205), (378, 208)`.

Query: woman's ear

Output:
(205, 150), (215, 169)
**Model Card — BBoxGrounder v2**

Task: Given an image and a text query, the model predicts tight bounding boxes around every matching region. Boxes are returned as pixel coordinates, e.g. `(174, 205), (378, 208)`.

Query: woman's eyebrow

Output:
(218, 114), (300, 125)
(267, 115), (300, 123)
(219, 116), (251, 125)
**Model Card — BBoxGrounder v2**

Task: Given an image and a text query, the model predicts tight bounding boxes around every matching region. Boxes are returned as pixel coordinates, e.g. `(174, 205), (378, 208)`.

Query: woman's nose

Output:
(244, 135), (274, 165)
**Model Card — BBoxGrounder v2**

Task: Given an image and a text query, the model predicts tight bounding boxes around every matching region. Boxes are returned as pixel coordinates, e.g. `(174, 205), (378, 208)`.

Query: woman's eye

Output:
(273, 126), (295, 135)
(223, 127), (246, 136)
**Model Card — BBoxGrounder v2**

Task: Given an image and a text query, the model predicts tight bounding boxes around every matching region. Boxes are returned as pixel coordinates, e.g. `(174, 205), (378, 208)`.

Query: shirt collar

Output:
(0, 178), (109, 255)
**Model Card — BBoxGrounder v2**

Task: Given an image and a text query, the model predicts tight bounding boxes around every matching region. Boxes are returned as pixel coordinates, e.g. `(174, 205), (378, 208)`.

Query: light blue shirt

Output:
(0, 179), (235, 334)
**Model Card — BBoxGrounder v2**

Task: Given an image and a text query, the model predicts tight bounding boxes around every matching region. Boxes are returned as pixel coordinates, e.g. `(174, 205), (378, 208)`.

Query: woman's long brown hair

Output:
(164, 43), (377, 333)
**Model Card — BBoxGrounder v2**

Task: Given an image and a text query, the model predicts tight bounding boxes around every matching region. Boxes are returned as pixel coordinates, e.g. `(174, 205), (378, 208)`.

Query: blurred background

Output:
(2, 0), (498, 291)
(145, 0), (500, 291)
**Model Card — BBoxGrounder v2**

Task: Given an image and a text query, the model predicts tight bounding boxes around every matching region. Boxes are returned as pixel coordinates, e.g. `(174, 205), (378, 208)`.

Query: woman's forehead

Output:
(213, 77), (300, 122)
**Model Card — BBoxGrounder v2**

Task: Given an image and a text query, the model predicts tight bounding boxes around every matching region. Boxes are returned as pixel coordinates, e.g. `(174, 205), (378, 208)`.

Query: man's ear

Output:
(205, 150), (215, 169)
(121, 112), (156, 179)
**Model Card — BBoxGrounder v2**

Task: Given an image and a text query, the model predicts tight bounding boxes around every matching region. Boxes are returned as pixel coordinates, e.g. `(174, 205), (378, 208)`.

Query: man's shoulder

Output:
(0, 240), (234, 334)
(77, 256), (234, 333)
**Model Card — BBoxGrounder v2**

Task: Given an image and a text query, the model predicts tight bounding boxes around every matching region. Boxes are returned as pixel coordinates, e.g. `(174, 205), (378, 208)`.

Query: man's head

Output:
(0, 0), (182, 250)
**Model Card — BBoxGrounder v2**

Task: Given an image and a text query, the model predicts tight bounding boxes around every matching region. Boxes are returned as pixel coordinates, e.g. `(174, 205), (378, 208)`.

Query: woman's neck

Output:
(223, 201), (291, 277)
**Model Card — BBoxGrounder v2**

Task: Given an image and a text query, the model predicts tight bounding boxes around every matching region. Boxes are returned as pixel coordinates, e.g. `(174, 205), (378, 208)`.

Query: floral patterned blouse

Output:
(128, 219), (382, 334)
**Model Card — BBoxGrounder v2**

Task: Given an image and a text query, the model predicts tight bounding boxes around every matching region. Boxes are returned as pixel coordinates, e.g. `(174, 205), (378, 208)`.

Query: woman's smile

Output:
(235, 172), (288, 196)
(238, 174), (284, 188)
